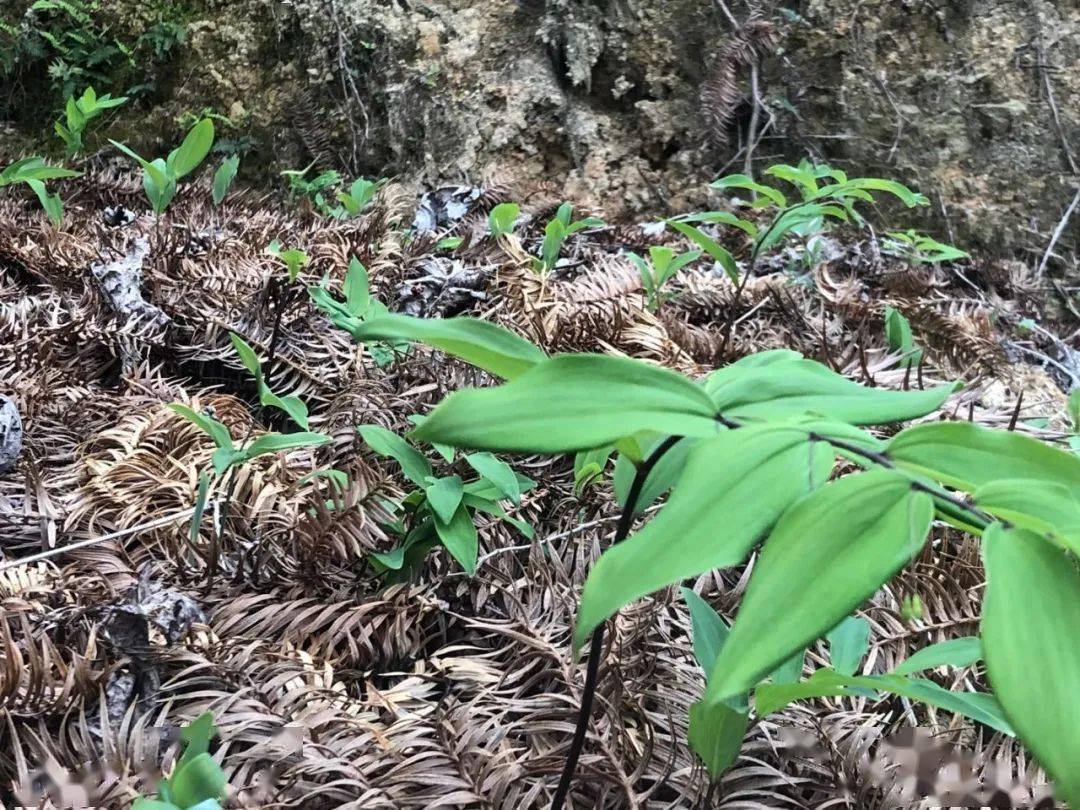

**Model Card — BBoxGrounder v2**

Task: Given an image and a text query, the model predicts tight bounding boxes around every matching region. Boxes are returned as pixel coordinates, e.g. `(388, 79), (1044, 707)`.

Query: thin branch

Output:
(1036, 186), (1080, 278)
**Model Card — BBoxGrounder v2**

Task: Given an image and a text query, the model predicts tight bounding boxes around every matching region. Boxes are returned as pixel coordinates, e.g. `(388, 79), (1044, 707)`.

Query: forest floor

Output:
(0, 163), (1075, 807)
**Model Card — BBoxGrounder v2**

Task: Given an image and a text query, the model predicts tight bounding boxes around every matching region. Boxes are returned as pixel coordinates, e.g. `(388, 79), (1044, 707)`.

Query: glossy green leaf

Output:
(706, 354), (956, 425)
(244, 431), (329, 457)
(892, 636), (982, 676)
(358, 425), (432, 486)
(462, 493), (533, 538)
(687, 699), (748, 778)
(25, 178), (63, 226)
(412, 354), (721, 454)
(682, 588), (729, 673)
(465, 452), (520, 504)
(434, 504), (479, 574)
(575, 425), (835, 650)
(212, 155), (239, 205)
(167, 118), (215, 178)
(888, 421), (1080, 491)
(705, 470), (933, 705)
(827, 616), (870, 676)
(347, 314), (545, 380)
(425, 475), (464, 524)
(973, 478), (1080, 554)
(343, 258), (371, 317)
(463, 472), (535, 502)
(770, 648), (805, 685)
(613, 436), (695, 514)
(668, 220), (739, 282)
(229, 332), (261, 377)
(170, 752), (226, 808)
(982, 524), (1080, 804)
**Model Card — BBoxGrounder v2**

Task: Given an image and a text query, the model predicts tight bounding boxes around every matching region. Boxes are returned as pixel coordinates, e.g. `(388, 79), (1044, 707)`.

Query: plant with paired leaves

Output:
(111, 118), (214, 214)
(534, 202), (604, 275)
(132, 712), (225, 810)
(319, 307), (1080, 808)
(54, 85), (126, 156)
(308, 257), (409, 367)
(329, 176), (385, 219)
(627, 245), (702, 312)
(0, 155), (80, 226)
(358, 423), (533, 577)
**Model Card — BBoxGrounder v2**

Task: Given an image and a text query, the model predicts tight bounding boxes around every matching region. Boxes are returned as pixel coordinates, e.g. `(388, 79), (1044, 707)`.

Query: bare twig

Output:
(1037, 187), (1080, 278)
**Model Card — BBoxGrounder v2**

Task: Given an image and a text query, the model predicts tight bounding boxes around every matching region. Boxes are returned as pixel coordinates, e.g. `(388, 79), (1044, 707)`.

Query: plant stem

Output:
(551, 435), (682, 809)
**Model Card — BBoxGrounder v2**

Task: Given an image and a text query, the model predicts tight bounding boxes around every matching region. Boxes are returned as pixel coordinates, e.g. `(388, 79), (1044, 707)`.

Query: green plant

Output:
(0, 155), (80, 226)
(358, 423), (533, 576)
(211, 155), (239, 206)
(265, 240), (309, 282)
(308, 257), (409, 367)
(132, 712), (226, 810)
(281, 162), (341, 211)
(110, 118), (214, 214)
(329, 177), (384, 219)
(534, 202), (603, 275)
(321, 310), (1080, 808)
(884, 228), (968, 263)
(54, 85), (126, 156)
(488, 202), (519, 237)
(884, 305), (922, 368)
(627, 246), (701, 312)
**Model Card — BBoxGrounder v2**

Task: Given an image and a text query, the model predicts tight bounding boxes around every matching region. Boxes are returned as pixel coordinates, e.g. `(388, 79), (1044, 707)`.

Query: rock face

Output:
(2, 0), (1076, 262)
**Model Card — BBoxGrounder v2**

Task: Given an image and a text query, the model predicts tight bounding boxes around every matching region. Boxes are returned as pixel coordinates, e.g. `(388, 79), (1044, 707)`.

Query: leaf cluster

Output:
(54, 84), (126, 156)
(0, 155), (80, 226)
(534, 202), (603, 275)
(132, 713), (226, 810)
(111, 118), (215, 214)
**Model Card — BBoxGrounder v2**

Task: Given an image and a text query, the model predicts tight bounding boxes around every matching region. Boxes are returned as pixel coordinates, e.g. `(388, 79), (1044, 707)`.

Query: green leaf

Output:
(462, 494), (533, 538)
(673, 211), (758, 238)
(347, 314), (545, 380)
(463, 472), (535, 502)
(681, 588), (729, 673)
(229, 332), (261, 377)
(25, 178), (63, 226)
(982, 524), (1080, 804)
(131, 800), (181, 810)
(169, 752), (226, 808)
(212, 154), (239, 205)
(687, 699), (748, 778)
(244, 431), (329, 458)
(358, 425), (433, 486)
(668, 221), (739, 282)
(259, 390), (310, 430)
(769, 648), (805, 685)
(343, 257), (371, 317)
(711, 173), (787, 207)
(704, 470), (933, 705)
(464, 452), (520, 504)
(612, 436), (696, 513)
(425, 475), (464, 524)
(167, 118), (215, 179)
(407, 414), (455, 462)
(817, 177), (927, 208)
(973, 478), (1080, 554)
(178, 712), (218, 766)
(573, 445), (612, 493)
(888, 421), (1080, 491)
(892, 637), (982, 676)
(434, 504), (479, 574)
(412, 354), (721, 454)
(884, 305), (921, 367)
(754, 669), (1013, 734)
(1068, 388), (1080, 431)
(764, 163), (819, 197)
(575, 425), (835, 650)
(488, 202), (519, 236)
(827, 616), (870, 676)
(168, 404), (234, 450)
(705, 354), (956, 425)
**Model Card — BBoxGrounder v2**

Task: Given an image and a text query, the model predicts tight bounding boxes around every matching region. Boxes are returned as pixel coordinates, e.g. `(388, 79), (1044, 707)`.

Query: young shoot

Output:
(0, 156), (81, 226)
(534, 202), (604, 275)
(54, 85), (127, 157)
(627, 246), (701, 312)
(110, 118), (215, 214)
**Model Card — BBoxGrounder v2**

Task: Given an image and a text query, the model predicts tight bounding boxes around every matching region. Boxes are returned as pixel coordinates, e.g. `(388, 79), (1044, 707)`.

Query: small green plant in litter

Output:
(54, 85), (127, 157)
(884, 305), (922, 368)
(111, 118), (215, 214)
(131, 712), (226, 810)
(488, 202), (520, 237)
(534, 202), (604, 275)
(266, 239), (309, 282)
(0, 156), (80, 226)
(884, 229), (968, 263)
(211, 154), (239, 206)
(627, 245), (701, 312)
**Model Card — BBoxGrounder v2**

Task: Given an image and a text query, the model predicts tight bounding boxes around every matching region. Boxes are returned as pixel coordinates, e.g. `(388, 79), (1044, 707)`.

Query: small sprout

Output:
(266, 239), (310, 282)
(211, 154), (240, 206)
(534, 202), (604, 275)
(488, 202), (520, 237)
(111, 118), (215, 214)
(55, 85), (127, 157)
(628, 246), (701, 312)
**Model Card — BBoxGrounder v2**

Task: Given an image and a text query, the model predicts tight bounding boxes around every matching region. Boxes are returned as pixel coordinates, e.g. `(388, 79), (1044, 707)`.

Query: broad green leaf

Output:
(229, 332), (261, 377)
(425, 475), (464, 524)
(668, 220), (739, 282)
(827, 616), (870, 676)
(888, 421), (1080, 491)
(488, 202), (519, 236)
(260, 390), (309, 430)
(687, 699), (748, 778)
(244, 431), (329, 458)
(131, 801), (180, 810)
(110, 139), (161, 181)
(573, 445), (613, 493)
(463, 472), (535, 502)
(884, 305), (921, 367)
(358, 425), (432, 486)
(705, 470), (933, 705)
(406, 414), (455, 462)
(682, 588), (729, 673)
(178, 712), (218, 766)
(412, 354), (721, 454)
(347, 314), (545, 380)
(673, 211), (758, 238)
(613, 436), (695, 514)
(1068, 388), (1080, 431)
(706, 355), (956, 425)
(892, 636), (982, 676)
(764, 163), (818, 196)
(982, 524), (1080, 803)
(167, 118), (215, 178)
(575, 426), (835, 649)
(816, 177), (927, 208)
(170, 752), (226, 807)
(212, 154), (239, 205)
(211, 446), (243, 476)
(25, 179), (63, 226)
(465, 452), (520, 504)
(755, 669), (1013, 734)
(462, 493), (533, 538)
(434, 504), (479, 574)
(973, 478), (1080, 554)
(711, 173), (787, 207)
(168, 404), (234, 450)
(770, 648), (805, 685)
(343, 258), (371, 317)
